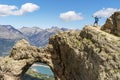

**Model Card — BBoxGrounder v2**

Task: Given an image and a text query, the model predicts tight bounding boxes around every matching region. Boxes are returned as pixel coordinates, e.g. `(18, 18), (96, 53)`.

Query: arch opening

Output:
(23, 62), (55, 80)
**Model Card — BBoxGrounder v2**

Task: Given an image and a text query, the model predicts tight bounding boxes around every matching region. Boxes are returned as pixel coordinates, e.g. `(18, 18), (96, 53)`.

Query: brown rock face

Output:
(101, 11), (120, 36)
(0, 12), (120, 80)
(0, 25), (120, 80)
(0, 40), (53, 80)
(50, 26), (120, 80)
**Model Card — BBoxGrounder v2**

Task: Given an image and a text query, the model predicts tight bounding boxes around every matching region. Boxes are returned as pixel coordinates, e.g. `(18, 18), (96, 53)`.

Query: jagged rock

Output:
(101, 11), (120, 36)
(0, 39), (52, 80)
(0, 12), (120, 80)
(0, 25), (120, 80)
(49, 26), (120, 80)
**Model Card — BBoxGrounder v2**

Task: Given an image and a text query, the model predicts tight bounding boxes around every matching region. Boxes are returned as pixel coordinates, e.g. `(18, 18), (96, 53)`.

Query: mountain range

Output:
(0, 25), (67, 56)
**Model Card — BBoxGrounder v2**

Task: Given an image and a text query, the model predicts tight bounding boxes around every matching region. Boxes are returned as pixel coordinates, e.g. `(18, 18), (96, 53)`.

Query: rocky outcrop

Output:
(49, 26), (120, 80)
(101, 11), (120, 36)
(0, 25), (120, 80)
(0, 40), (52, 80)
(0, 12), (120, 80)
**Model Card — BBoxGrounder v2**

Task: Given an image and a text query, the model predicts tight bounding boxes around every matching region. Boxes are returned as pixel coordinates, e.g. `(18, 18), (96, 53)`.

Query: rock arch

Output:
(0, 25), (120, 80)
(0, 39), (54, 80)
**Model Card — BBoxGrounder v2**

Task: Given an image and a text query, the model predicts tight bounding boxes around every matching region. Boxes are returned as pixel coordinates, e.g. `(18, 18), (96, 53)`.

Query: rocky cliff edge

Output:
(0, 12), (120, 80)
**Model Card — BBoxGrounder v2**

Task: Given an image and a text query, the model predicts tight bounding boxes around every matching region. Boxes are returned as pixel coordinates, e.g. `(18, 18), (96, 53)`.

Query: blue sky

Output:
(0, 0), (119, 29)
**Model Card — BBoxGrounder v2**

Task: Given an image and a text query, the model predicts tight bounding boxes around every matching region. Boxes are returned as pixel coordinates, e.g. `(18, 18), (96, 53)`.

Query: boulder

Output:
(101, 11), (120, 36)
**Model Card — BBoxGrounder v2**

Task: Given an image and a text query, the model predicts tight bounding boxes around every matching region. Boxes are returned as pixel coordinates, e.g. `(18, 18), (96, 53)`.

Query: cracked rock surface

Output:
(0, 12), (120, 80)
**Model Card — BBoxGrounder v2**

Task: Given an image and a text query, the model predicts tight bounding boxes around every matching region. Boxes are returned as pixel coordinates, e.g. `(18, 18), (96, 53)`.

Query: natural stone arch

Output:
(0, 24), (120, 80)
(0, 39), (54, 80)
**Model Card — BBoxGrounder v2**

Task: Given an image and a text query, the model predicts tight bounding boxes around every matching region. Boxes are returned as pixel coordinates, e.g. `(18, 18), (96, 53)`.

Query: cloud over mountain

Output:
(93, 8), (120, 18)
(0, 3), (39, 16)
(59, 11), (83, 22)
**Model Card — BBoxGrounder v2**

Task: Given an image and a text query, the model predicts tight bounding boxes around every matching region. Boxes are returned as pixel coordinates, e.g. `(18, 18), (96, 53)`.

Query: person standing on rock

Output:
(93, 16), (101, 26)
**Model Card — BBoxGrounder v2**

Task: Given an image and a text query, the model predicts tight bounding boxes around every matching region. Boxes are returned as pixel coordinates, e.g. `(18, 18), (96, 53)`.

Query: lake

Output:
(31, 64), (54, 76)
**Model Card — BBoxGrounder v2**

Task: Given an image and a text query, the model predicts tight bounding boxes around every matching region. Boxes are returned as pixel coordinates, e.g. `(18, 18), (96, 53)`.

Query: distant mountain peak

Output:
(0, 25), (68, 55)
(19, 26), (68, 47)
(0, 25), (25, 39)
(19, 27), (42, 37)
(51, 26), (60, 29)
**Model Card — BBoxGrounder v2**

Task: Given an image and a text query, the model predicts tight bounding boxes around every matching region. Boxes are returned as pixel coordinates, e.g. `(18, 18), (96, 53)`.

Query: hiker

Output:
(93, 16), (100, 26)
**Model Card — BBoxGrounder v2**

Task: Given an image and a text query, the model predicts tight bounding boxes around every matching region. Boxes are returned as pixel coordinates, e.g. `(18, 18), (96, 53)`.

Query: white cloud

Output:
(0, 3), (39, 16)
(93, 8), (120, 18)
(0, 5), (17, 16)
(60, 11), (83, 22)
